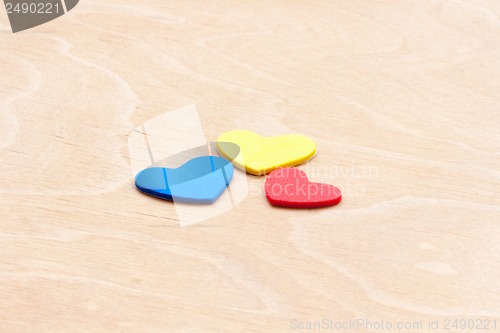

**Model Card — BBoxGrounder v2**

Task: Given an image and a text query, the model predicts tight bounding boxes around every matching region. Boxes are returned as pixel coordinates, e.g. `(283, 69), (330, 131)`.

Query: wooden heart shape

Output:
(216, 130), (316, 175)
(265, 168), (342, 208)
(135, 156), (234, 204)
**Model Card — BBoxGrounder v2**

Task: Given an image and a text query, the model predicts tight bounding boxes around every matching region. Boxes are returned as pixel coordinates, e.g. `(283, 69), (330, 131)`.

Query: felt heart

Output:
(265, 168), (342, 208)
(5, 0), (79, 33)
(135, 156), (234, 204)
(216, 130), (316, 175)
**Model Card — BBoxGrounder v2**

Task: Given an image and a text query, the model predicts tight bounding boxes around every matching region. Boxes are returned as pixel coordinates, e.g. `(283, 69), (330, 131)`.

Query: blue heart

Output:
(135, 156), (234, 204)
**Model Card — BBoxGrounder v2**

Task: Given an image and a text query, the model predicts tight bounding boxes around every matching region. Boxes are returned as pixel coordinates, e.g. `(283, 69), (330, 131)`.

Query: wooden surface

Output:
(1, 0), (500, 332)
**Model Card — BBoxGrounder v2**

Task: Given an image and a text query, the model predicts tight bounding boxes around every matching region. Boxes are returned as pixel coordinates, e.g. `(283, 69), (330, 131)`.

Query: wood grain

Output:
(1, 0), (499, 332)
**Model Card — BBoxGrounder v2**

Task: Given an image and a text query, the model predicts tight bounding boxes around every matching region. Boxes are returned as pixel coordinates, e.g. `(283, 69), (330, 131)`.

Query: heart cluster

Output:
(135, 130), (342, 209)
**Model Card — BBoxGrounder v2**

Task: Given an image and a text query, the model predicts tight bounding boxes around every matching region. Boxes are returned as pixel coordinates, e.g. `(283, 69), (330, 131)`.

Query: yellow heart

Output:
(216, 130), (317, 175)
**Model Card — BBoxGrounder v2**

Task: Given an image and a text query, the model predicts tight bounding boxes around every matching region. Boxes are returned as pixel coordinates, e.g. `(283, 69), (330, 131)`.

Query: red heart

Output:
(265, 168), (342, 208)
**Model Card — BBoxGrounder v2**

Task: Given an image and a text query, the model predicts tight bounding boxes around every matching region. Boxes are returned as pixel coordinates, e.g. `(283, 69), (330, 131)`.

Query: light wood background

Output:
(1, 0), (500, 332)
